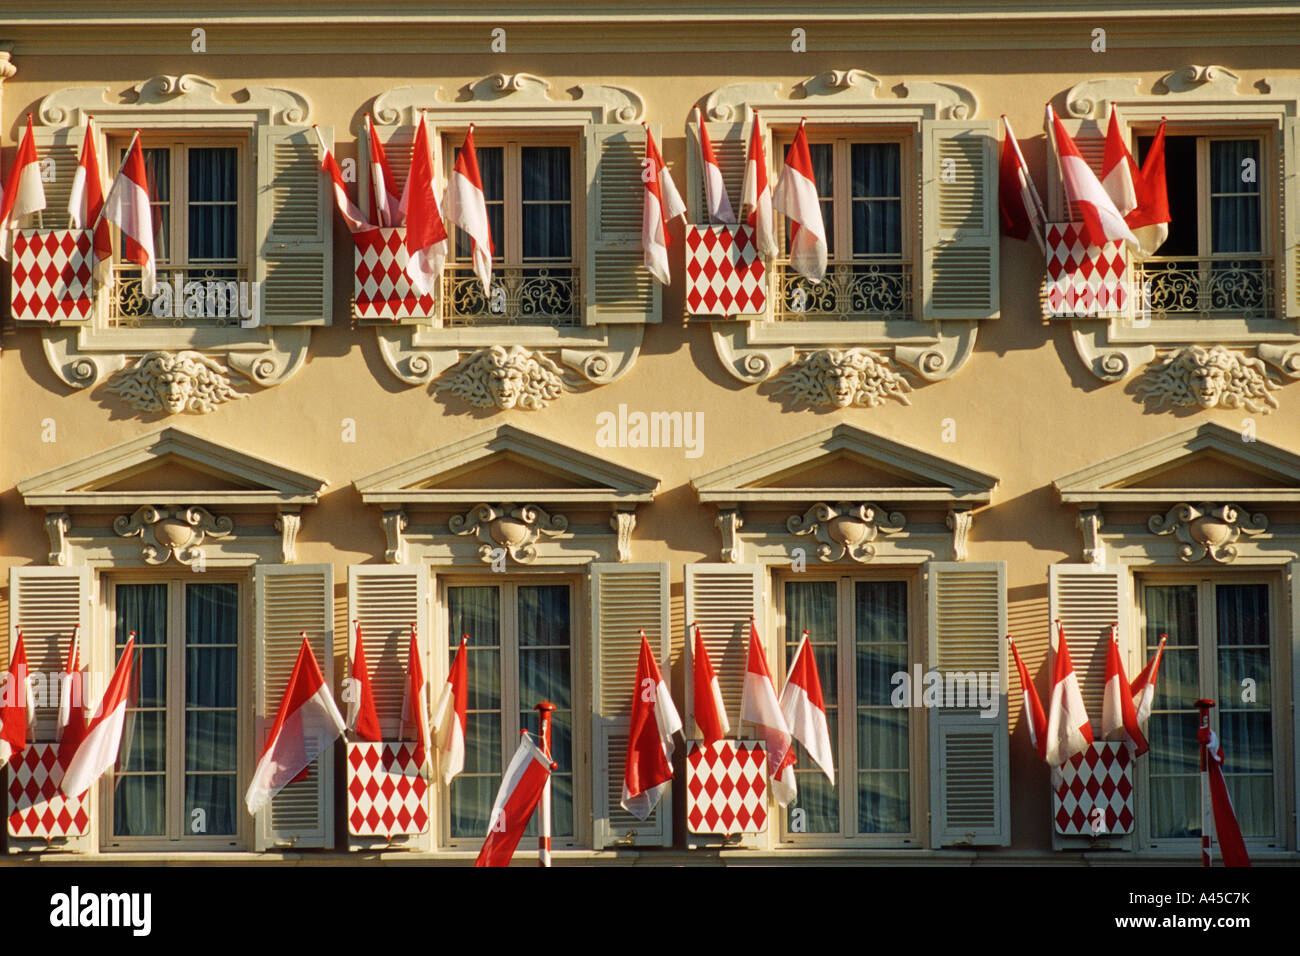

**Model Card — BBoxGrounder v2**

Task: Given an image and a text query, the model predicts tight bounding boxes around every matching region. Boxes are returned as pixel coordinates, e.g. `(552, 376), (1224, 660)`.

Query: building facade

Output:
(0, 1), (1297, 863)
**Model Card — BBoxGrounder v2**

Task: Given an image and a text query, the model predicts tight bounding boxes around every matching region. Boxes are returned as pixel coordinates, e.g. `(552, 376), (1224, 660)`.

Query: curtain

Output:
(139, 148), (170, 264)
(851, 143), (902, 257)
(784, 580), (838, 832)
(113, 583), (168, 837)
(855, 581), (909, 834)
(1145, 584), (1200, 839)
(1215, 584), (1272, 838)
(521, 146), (572, 261)
(188, 147), (239, 263)
(447, 586), (501, 838)
(184, 582), (238, 836)
(1209, 140), (1261, 255)
(517, 585), (572, 837)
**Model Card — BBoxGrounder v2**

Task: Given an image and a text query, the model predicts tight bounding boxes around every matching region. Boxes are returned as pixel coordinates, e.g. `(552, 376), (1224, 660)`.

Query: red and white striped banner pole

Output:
(1196, 698), (1215, 867)
(535, 700), (556, 868)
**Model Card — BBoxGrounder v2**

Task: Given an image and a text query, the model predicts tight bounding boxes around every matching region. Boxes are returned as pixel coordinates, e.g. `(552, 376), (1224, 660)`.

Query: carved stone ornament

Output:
(947, 509), (973, 562)
(44, 512), (71, 566)
(114, 505), (233, 565)
(716, 509), (745, 564)
(787, 502), (905, 563)
(1078, 509), (1105, 567)
(450, 503), (568, 565)
(774, 348), (912, 409)
(275, 509), (302, 564)
(108, 350), (246, 415)
(1135, 346), (1281, 415)
(1148, 503), (1267, 564)
(436, 345), (577, 410)
(610, 510), (636, 563)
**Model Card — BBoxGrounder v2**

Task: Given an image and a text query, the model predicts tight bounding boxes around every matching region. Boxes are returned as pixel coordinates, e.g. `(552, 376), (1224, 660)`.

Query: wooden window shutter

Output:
(1045, 118), (1107, 222)
(589, 561), (670, 848)
(583, 123), (660, 325)
(346, 564), (429, 738)
(8, 566), (92, 741)
(31, 124), (83, 232)
(256, 125), (333, 325)
(253, 563), (336, 850)
(685, 120), (747, 225)
(920, 119), (999, 320)
(361, 124), (416, 218)
(1047, 563), (1126, 731)
(683, 563), (762, 739)
(1283, 116), (1299, 319)
(926, 561), (1009, 847)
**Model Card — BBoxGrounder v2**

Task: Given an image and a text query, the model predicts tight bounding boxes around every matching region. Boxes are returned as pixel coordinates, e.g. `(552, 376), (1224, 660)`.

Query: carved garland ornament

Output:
(774, 348), (912, 409)
(436, 346), (576, 410)
(787, 502), (905, 563)
(450, 503), (568, 565)
(1148, 502), (1267, 564)
(108, 350), (246, 415)
(114, 505), (234, 565)
(1135, 346), (1280, 414)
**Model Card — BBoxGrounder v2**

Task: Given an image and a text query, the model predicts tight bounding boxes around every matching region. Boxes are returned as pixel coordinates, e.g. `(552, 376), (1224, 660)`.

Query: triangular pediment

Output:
(692, 423), (997, 506)
(1055, 423), (1300, 505)
(17, 427), (327, 508)
(354, 424), (660, 506)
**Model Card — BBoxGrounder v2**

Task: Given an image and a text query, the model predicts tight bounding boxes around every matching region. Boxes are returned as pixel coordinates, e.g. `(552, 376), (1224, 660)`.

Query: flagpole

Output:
(535, 700), (555, 868)
(1196, 698), (1215, 867)
(90, 129), (141, 233)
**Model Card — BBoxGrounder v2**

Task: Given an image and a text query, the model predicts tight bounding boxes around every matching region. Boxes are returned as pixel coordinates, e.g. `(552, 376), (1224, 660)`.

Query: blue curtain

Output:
(521, 146), (571, 261)
(184, 582), (238, 836)
(188, 147), (239, 263)
(113, 583), (167, 837)
(784, 580), (838, 833)
(447, 586), (501, 838)
(851, 143), (902, 257)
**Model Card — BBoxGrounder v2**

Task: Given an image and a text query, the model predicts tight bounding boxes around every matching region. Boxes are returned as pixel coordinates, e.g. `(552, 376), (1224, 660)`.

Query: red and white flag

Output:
(1126, 120), (1171, 256)
(1045, 620), (1094, 766)
(60, 637), (135, 798)
(404, 113), (449, 295)
(740, 619), (796, 806)
(101, 132), (157, 297)
(1101, 624), (1149, 757)
(695, 107), (735, 224)
(0, 632), (36, 769)
(345, 621), (382, 741)
(779, 630), (834, 785)
(443, 125), (494, 297)
(245, 635), (346, 816)
(621, 631), (683, 820)
(1008, 635), (1048, 761)
(432, 635), (468, 785)
(401, 624), (430, 771)
(1131, 634), (1167, 726)
(691, 623), (730, 744)
(67, 117), (114, 281)
(1100, 106), (1139, 217)
(998, 115), (1045, 252)
(0, 115), (47, 260)
(1048, 104), (1138, 252)
(772, 119), (827, 283)
(1202, 727), (1250, 867)
(642, 124), (686, 286)
(56, 626), (89, 769)
(365, 114), (404, 228)
(314, 126), (375, 238)
(474, 731), (553, 867)
(740, 110), (776, 258)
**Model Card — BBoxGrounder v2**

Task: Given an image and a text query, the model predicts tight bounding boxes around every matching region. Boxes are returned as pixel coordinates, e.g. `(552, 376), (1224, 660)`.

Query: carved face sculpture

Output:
(823, 354), (863, 408)
(1185, 349), (1234, 408)
(144, 355), (195, 414)
(488, 358), (528, 409)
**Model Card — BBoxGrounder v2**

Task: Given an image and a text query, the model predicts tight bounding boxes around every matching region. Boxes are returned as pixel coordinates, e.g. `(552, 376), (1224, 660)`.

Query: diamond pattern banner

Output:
(1052, 741), (1134, 836)
(686, 739), (768, 834)
(10, 229), (94, 322)
(1043, 222), (1128, 318)
(686, 225), (766, 316)
(346, 741), (430, 837)
(7, 743), (90, 839)
(354, 228), (436, 320)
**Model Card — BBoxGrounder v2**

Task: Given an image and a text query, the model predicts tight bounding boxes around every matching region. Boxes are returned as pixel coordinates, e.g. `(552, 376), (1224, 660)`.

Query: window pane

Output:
(784, 579), (838, 833)
(1216, 583), (1272, 838)
(455, 145), (503, 258)
(185, 775), (237, 836)
(448, 585), (502, 839)
(114, 774), (165, 837)
(521, 146), (570, 202)
(783, 142), (834, 257)
(184, 711), (236, 772)
(522, 146), (572, 260)
(1138, 135), (1197, 257)
(1210, 140), (1261, 254)
(856, 581), (909, 833)
(858, 771), (910, 834)
(115, 581), (167, 838)
(188, 147), (239, 262)
(140, 148), (171, 261)
(851, 143), (902, 257)
(1144, 583), (1200, 839)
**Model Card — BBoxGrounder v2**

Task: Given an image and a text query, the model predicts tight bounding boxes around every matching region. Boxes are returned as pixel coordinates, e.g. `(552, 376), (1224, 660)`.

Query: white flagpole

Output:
(535, 701), (555, 867)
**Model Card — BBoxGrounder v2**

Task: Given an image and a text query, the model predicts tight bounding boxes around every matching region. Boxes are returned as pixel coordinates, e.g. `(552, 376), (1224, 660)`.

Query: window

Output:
(1139, 577), (1281, 845)
(778, 575), (915, 841)
(107, 578), (243, 848)
(1135, 130), (1273, 320)
(443, 132), (579, 328)
(443, 579), (576, 844)
(773, 128), (912, 322)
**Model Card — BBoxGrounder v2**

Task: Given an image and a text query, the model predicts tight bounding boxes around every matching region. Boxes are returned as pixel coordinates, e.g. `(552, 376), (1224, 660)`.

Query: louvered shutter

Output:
(347, 565), (429, 739)
(920, 119), (999, 320)
(256, 125), (333, 325)
(1047, 563), (1125, 728)
(1283, 116), (1299, 319)
(362, 124), (416, 219)
(683, 563), (762, 738)
(254, 563), (336, 849)
(590, 561), (670, 848)
(31, 124), (82, 232)
(8, 566), (92, 741)
(926, 561), (1009, 847)
(1045, 118), (1107, 222)
(685, 120), (746, 226)
(583, 123), (661, 324)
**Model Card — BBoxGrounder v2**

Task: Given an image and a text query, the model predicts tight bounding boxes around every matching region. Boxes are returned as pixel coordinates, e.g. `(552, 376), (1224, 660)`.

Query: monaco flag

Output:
(432, 635), (468, 785)
(772, 119), (827, 283)
(1101, 106), (1139, 217)
(1048, 104), (1138, 252)
(404, 113), (449, 295)
(401, 624), (431, 771)
(779, 630), (834, 785)
(695, 107), (736, 224)
(245, 635), (346, 816)
(692, 623), (730, 744)
(443, 124), (494, 296)
(1131, 634), (1167, 727)
(474, 731), (553, 867)
(740, 619), (796, 806)
(1045, 620), (1094, 766)
(314, 126), (375, 239)
(642, 124), (687, 286)
(67, 116), (114, 277)
(1203, 727), (1250, 867)
(1101, 625), (1149, 757)
(365, 114), (404, 228)
(102, 132), (157, 297)
(60, 637), (135, 798)
(0, 115), (47, 260)
(56, 625), (89, 770)
(345, 621), (382, 741)
(1008, 635), (1048, 761)
(621, 632), (683, 820)
(998, 115), (1045, 252)
(740, 110), (776, 257)
(0, 632), (36, 769)
(1126, 120), (1170, 256)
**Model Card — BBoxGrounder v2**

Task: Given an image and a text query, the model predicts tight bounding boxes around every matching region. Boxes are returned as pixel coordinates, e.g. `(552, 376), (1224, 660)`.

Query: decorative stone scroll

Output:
(1148, 503), (1267, 564)
(450, 503), (569, 565)
(787, 503), (906, 564)
(113, 505), (234, 565)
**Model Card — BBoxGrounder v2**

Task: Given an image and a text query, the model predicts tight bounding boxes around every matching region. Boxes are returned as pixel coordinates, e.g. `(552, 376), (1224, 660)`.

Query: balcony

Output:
(1134, 256), (1275, 321)
(773, 258), (912, 322)
(442, 262), (579, 328)
(110, 265), (251, 329)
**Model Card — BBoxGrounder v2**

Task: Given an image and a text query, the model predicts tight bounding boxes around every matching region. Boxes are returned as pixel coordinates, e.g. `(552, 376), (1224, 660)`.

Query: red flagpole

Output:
(535, 700), (556, 867)
(1196, 699), (1214, 867)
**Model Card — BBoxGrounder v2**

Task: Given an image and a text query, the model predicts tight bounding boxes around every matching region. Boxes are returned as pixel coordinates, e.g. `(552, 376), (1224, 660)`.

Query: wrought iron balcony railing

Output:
(110, 265), (251, 329)
(442, 262), (579, 328)
(1134, 256), (1275, 321)
(773, 258), (912, 322)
